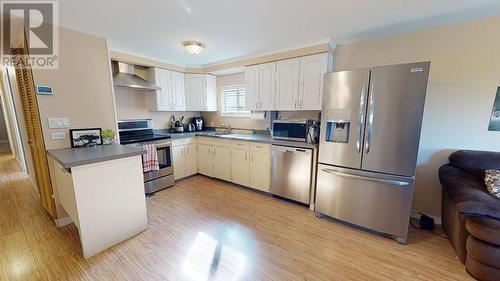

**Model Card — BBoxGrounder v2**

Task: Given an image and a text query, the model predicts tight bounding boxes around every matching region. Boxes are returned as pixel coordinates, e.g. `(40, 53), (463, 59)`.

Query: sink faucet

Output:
(221, 124), (231, 134)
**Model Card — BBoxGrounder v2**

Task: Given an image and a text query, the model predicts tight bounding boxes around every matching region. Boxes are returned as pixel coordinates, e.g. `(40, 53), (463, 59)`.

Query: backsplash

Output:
(114, 88), (200, 129)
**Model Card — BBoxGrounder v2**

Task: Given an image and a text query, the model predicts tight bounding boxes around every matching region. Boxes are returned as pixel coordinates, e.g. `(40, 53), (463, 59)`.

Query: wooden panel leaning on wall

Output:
(11, 37), (56, 218)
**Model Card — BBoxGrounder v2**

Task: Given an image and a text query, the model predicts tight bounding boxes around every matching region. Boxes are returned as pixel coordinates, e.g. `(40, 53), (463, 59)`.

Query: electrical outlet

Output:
(51, 132), (66, 140)
(48, 117), (70, 129)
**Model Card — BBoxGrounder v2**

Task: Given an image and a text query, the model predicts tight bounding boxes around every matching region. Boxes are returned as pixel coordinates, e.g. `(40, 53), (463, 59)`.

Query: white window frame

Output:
(220, 84), (250, 117)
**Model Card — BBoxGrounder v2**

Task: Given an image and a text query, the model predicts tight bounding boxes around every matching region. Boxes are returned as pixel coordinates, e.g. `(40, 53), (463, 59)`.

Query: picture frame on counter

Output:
(69, 128), (102, 148)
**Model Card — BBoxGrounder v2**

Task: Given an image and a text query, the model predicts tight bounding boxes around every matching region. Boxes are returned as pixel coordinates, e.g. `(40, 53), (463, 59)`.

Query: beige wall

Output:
(33, 27), (118, 150)
(202, 73), (269, 130)
(333, 15), (500, 219)
(114, 88), (200, 128)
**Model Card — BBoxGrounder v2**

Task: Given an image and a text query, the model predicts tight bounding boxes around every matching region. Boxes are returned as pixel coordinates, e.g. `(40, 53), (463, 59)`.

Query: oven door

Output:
(143, 142), (173, 181)
(272, 120), (308, 141)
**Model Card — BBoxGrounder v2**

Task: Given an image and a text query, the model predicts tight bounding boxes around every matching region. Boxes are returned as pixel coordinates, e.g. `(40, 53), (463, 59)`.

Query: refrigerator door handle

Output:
(365, 82), (375, 153)
(321, 168), (410, 187)
(356, 85), (367, 153)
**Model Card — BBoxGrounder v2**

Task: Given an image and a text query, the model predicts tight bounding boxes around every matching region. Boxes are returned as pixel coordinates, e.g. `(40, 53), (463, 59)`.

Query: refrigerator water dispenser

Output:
(325, 109), (352, 143)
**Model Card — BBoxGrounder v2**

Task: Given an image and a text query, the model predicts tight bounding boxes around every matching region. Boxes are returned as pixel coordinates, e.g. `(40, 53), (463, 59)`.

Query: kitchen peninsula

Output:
(47, 145), (147, 258)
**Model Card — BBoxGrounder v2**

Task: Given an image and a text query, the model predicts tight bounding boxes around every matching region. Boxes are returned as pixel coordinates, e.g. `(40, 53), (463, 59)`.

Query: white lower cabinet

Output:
(172, 146), (185, 180)
(213, 145), (231, 182)
(249, 143), (271, 192)
(185, 144), (198, 176)
(185, 137), (271, 192)
(197, 143), (213, 177)
(230, 148), (250, 186)
(172, 138), (198, 180)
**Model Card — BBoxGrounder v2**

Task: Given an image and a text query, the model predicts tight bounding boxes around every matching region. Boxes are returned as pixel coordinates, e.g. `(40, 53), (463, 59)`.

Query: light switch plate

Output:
(48, 117), (70, 129)
(51, 132), (65, 140)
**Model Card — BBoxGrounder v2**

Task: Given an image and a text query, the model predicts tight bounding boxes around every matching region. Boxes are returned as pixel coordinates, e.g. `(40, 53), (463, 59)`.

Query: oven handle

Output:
(156, 142), (172, 149)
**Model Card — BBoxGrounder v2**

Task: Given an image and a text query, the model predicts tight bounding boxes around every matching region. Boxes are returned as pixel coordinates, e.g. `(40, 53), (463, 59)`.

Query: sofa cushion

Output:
(449, 150), (500, 180)
(466, 236), (500, 269)
(439, 164), (500, 220)
(466, 255), (500, 281)
(466, 216), (500, 246)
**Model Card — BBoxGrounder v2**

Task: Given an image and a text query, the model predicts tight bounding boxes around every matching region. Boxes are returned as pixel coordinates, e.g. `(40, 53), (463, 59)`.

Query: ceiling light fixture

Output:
(183, 41), (204, 55)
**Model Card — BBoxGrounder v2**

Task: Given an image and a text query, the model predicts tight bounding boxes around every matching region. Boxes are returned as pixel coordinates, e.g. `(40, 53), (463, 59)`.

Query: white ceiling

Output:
(58, 0), (500, 67)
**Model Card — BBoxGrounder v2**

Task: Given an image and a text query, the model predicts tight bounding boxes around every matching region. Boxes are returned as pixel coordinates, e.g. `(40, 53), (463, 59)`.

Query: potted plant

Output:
(101, 129), (117, 145)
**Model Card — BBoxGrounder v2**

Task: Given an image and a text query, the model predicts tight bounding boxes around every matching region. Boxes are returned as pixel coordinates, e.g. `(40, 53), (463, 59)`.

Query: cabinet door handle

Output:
(300, 100), (303, 108)
(245, 153), (247, 161)
(213, 148), (216, 156)
(251, 154), (254, 162)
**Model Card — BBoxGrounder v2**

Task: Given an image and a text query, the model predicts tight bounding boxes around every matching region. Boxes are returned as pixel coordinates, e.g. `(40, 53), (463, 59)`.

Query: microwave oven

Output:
(272, 119), (318, 143)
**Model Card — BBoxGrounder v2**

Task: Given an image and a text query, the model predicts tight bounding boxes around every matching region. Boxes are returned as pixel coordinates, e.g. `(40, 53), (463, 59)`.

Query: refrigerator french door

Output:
(316, 62), (430, 243)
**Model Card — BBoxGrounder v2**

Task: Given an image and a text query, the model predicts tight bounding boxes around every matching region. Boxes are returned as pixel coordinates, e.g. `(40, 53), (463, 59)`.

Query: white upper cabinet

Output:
(244, 53), (330, 111)
(244, 65), (259, 111)
(298, 53), (329, 110)
(276, 58), (300, 110)
(258, 62), (276, 110)
(185, 74), (217, 111)
(148, 68), (172, 111)
(147, 68), (186, 112)
(170, 70), (186, 111)
(205, 74), (217, 111)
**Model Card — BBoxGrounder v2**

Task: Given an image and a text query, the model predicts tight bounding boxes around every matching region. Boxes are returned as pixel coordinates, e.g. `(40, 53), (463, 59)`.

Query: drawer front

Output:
(230, 140), (250, 149)
(250, 142), (270, 153)
(172, 137), (196, 147)
(197, 136), (232, 146)
(316, 164), (415, 239)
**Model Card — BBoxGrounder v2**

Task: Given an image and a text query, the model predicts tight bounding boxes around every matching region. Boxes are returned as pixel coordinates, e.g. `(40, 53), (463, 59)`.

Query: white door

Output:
(185, 74), (206, 111)
(258, 62), (276, 110)
(197, 144), (213, 177)
(205, 74), (217, 111)
(250, 151), (271, 192)
(185, 143), (198, 177)
(155, 69), (172, 111)
(171, 71), (186, 111)
(244, 65), (259, 111)
(172, 146), (185, 180)
(230, 148), (250, 186)
(276, 58), (300, 110)
(213, 145), (231, 181)
(299, 53), (328, 110)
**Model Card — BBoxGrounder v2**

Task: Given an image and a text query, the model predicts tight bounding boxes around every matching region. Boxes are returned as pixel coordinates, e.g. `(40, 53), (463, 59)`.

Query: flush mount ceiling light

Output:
(183, 41), (204, 55)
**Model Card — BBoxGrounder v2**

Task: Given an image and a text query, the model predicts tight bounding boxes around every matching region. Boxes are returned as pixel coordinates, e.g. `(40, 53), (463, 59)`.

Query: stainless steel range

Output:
(118, 119), (174, 194)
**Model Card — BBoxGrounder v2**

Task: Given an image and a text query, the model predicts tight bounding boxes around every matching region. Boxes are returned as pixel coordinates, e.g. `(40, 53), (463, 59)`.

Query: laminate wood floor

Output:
(0, 152), (472, 280)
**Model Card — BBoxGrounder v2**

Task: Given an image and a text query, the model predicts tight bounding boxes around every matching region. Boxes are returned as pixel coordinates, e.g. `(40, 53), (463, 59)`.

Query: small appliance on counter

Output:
(272, 119), (319, 143)
(187, 123), (196, 132)
(169, 115), (185, 133)
(193, 117), (205, 131)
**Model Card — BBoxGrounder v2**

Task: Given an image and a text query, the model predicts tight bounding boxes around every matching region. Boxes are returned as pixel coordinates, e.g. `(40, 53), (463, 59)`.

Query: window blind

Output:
(222, 85), (249, 116)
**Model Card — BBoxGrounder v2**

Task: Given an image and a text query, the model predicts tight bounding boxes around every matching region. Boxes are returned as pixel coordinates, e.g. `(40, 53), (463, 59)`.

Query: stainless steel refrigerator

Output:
(316, 62), (430, 243)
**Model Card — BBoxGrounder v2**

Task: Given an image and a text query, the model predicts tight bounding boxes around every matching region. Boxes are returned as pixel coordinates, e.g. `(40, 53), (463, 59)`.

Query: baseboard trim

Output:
(411, 213), (442, 225)
(54, 216), (73, 227)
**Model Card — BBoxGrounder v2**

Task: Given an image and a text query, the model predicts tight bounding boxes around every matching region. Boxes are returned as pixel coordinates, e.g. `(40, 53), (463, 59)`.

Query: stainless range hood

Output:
(112, 61), (161, 91)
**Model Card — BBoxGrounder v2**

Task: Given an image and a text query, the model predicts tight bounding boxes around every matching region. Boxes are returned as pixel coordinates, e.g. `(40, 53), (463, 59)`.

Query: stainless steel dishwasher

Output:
(271, 145), (313, 204)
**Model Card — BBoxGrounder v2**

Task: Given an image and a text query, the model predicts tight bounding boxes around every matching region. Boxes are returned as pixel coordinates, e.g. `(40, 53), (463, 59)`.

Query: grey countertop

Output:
(48, 144), (146, 169)
(166, 130), (318, 149)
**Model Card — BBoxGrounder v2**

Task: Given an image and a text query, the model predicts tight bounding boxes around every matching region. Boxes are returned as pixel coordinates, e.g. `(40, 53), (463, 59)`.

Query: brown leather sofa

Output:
(439, 150), (500, 281)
